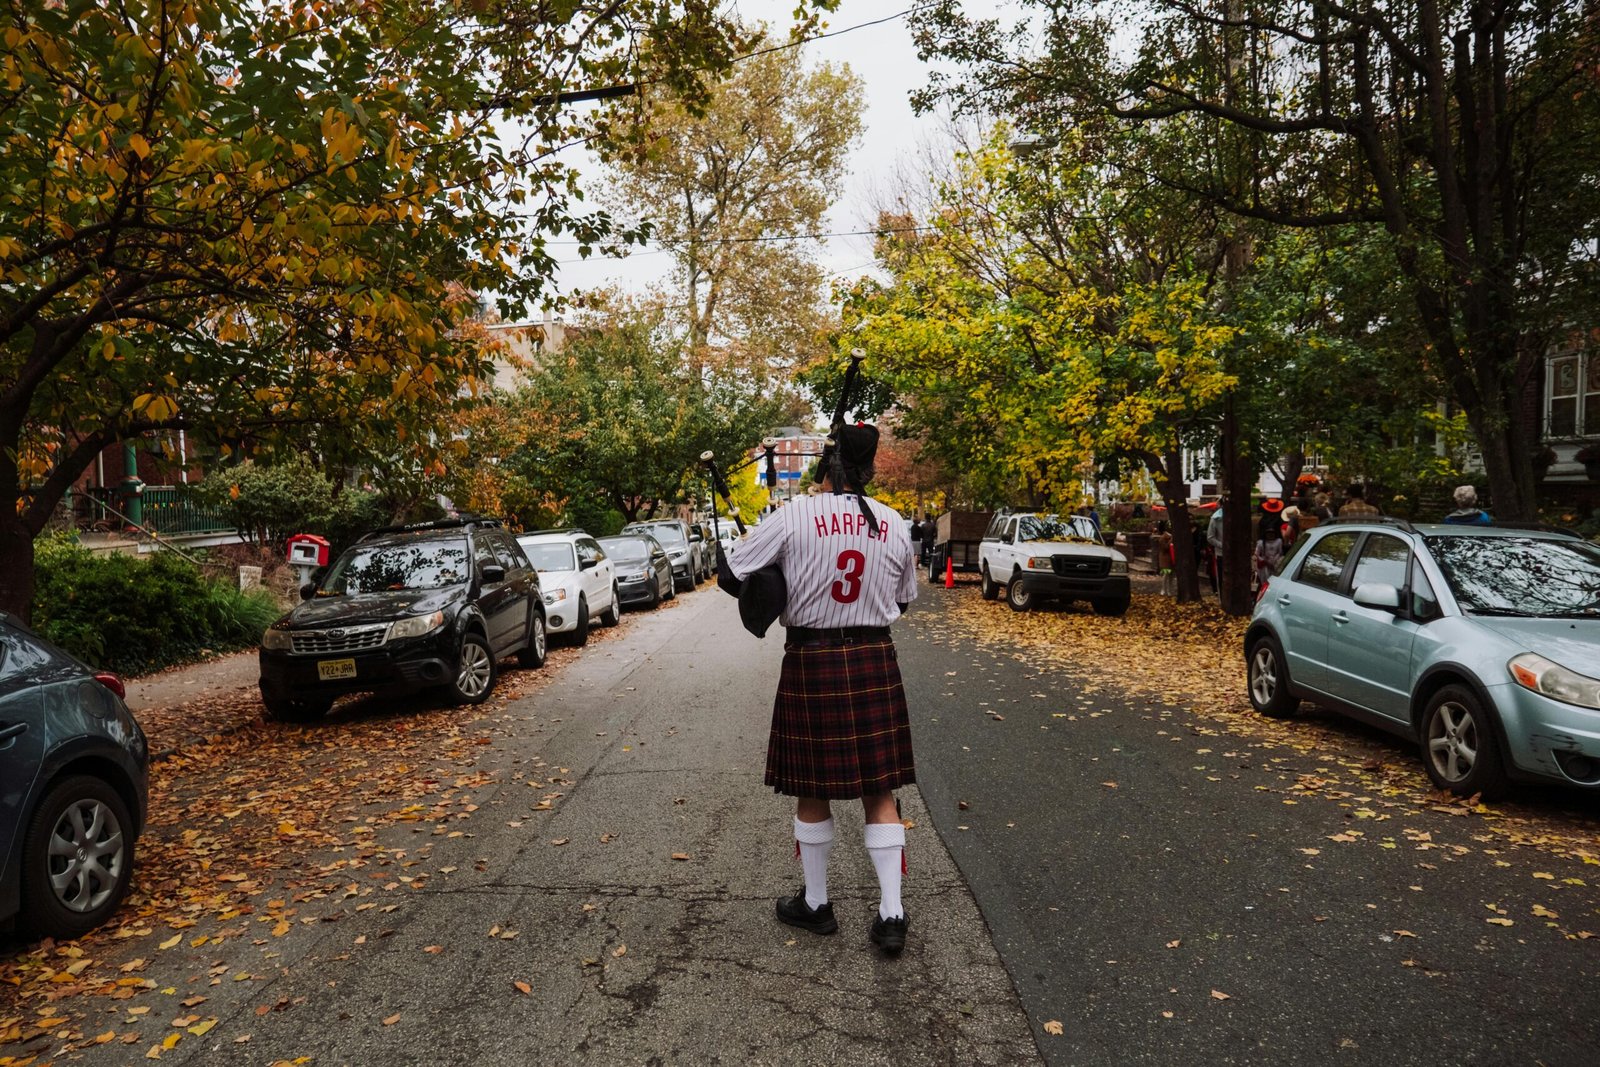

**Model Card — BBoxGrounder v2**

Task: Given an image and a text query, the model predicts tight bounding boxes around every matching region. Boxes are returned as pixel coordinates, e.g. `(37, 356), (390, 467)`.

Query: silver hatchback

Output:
(1245, 518), (1600, 797)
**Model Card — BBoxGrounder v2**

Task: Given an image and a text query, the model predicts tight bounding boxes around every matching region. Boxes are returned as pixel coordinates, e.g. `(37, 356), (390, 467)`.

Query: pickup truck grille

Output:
(1051, 555), (1109, 579)
(291, 624), (388, 655)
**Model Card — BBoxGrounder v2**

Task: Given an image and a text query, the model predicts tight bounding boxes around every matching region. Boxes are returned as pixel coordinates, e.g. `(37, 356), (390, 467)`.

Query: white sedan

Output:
(516, 531), (621, 646)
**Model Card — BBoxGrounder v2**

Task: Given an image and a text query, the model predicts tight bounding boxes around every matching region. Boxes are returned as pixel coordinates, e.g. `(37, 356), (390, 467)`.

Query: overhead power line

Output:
(524, 6), (926, 109)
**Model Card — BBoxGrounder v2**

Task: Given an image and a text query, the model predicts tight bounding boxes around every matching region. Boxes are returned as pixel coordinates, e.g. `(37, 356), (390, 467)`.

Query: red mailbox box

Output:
(286, 533), (331, 568)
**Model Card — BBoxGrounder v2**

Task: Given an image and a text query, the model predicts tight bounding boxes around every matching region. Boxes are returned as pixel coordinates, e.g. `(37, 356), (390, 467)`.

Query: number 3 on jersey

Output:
(831, 549), (866, 604)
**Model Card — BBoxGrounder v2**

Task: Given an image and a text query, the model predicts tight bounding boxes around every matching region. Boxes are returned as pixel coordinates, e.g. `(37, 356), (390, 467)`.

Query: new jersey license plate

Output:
(317, 658), (357, 681)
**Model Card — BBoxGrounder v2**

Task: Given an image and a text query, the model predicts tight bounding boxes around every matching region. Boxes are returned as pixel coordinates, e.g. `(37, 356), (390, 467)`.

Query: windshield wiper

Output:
(1465, 607), (1538, 617)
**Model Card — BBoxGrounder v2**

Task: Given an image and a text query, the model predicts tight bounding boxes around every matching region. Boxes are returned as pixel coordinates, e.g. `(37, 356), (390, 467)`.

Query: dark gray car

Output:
(598, 535), (675, 609)
(0, 615), (148, 939)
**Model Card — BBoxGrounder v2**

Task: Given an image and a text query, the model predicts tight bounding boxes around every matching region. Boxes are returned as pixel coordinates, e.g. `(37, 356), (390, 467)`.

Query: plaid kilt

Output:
(765, 637), (915, 799)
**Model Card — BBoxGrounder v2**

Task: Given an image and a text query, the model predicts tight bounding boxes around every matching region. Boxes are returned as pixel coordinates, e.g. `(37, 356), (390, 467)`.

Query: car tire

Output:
(19, 775), (136, 940)
(1421, 684), (1508, 798)
(601, 585), (621, 626)
(517, 612), (547, 669)
(666, 576), (677, 600)
(1246, 636), (1299, 718)
(1093, 595), (1130, 617)
(1006, 573), (1032, 612)
(451, 631), (497, 704)
(261, 689), (334, 723)
(980, 566), (999, 601)
(571, 597), (590, 647)
(646, 577), (662, 609)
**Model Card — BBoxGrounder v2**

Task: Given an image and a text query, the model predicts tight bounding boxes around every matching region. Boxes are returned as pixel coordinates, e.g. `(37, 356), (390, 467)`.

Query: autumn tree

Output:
(0, 0), (834, 619)
(511, 297), (791, 526)
(602, 33), (865, 372)
(911, 0), (1600, 521)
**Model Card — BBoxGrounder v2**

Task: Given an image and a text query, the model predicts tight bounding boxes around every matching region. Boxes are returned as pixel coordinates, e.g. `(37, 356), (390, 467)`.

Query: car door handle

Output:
(1332, 611), (1350, 625)
(1277, 596), (1292, 606)
(0, 721), (26, 743)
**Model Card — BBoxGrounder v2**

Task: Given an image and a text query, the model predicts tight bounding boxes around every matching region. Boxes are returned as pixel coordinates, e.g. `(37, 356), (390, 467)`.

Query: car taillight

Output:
(93, 671), (126, 699)
(1254, 579), (1270, 606)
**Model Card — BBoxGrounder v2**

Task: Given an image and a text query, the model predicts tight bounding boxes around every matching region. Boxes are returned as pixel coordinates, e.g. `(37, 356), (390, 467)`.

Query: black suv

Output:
(258, 519), (545, 721)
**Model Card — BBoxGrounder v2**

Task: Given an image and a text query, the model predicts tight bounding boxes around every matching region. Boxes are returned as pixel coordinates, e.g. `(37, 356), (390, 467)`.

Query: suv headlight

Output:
(1510, 653), (1600, 710)
(387, 610), (446, 642)
(1026, 556), (1054, 570)
(543, 588), (568, 605)
(262, 626), (292, 650)
(1109, 559), (1128, 575)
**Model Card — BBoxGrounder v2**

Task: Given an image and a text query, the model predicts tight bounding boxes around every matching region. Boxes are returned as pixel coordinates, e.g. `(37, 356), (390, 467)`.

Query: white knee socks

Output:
(794, 817), (835, 910)
(864, 822), (906, 920)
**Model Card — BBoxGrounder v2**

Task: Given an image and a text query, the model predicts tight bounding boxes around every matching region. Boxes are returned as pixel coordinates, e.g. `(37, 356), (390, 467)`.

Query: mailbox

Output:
(286, 533), (330, 568)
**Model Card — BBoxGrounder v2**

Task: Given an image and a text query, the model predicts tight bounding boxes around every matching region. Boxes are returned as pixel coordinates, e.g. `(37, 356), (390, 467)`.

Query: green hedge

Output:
(33, 536), (281, 676)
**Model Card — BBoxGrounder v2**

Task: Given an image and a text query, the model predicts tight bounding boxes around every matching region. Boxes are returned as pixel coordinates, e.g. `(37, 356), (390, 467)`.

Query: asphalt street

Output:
(33, 586), (1038, 1066)
(896, 586), (1600, 1066)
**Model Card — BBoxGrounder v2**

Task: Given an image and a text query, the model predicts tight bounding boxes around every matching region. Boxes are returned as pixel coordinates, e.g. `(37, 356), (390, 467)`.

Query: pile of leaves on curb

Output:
(923, 588), (1600, 867)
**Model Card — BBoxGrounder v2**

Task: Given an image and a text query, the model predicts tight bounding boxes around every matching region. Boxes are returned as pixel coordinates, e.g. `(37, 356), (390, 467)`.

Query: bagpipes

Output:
(701, 347), (874, 637)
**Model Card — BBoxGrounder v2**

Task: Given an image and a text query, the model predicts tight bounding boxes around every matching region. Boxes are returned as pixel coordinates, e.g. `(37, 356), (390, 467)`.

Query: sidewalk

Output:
(123, 650), (264, 759)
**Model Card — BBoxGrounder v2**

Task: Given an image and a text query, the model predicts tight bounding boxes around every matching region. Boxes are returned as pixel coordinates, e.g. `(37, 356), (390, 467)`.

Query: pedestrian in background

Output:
(1206, 501), (1225, 593)
(1338, 483), (1380, 518)
(1152, 519), (1176, 596)
(1255, 513), (1286, 590)
(1444, 485), (1493, 525)
(1282, 504), (1302, 544)
(909, 516), (924, 558)
(723, 423), (919, 957)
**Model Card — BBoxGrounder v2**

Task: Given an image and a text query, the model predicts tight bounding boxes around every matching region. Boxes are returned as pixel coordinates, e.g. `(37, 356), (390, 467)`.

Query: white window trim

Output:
(1545, 350), (1597, 440)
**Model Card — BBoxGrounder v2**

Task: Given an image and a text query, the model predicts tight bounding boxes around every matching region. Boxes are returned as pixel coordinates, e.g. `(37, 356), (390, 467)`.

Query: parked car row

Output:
(0, 515), (739, 943)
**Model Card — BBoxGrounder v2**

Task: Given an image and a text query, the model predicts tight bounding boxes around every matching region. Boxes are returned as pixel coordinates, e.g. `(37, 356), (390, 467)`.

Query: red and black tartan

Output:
(765, 637), (915, 799)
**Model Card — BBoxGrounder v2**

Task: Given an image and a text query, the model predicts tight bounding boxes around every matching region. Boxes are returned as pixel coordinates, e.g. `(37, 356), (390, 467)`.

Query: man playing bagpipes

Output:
(703, 353), (919, 956)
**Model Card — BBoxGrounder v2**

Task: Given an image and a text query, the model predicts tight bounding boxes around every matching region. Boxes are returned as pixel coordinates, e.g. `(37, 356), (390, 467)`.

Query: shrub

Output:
(33, 535), (281, 675)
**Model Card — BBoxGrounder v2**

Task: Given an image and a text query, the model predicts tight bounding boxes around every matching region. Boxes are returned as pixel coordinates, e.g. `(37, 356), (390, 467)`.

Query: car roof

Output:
(352, 527), (471, 549)
(1315, 519), (1582, 540)
(517, 531), (586, 544)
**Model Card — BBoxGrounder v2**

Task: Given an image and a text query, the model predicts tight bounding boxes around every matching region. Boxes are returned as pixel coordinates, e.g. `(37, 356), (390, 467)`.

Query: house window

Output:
(1547, 353), (1600, 439)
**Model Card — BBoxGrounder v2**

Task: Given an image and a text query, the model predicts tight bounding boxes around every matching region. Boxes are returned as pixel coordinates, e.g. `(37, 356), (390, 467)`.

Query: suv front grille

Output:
(291, 624), (388, 655)
(1051, 555), (1110, 578)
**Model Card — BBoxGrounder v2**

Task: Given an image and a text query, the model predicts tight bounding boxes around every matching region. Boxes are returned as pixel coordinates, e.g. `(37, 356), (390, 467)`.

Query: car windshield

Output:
(521, 542), (576, 572)
(631, 524), (685, 549)
(1425, 534), (1600, 616)
(323, 539), (470, 594)
(601, 538), (650, 562)
(1017, 515), (1093, 542)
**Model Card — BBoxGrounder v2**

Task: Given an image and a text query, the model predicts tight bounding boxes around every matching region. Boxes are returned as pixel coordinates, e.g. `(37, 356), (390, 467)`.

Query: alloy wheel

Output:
(1250, 648), (1277, 706)
(47, 799), (125, 914)
(457, 640), (493, 698)
(1428, 701), (1479, 783)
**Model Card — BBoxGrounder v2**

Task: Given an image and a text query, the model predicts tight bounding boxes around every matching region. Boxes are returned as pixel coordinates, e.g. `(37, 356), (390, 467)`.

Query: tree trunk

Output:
(1149, 449), (1200, 602)
(0, 516), (36, 622)
(1279, 449), (1305, 503)
(1219, 398), (1256, 616)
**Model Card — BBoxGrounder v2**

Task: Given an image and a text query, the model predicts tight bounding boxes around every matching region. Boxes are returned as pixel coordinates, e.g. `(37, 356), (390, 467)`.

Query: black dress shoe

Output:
(869, 912), (908, 955)
(776, 891), (838, 935)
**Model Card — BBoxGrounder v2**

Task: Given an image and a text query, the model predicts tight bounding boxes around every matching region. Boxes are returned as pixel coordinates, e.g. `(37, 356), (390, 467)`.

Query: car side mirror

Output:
(481, 564), (506, 584)
(690, 531), (703, 542)
(299, 582), (317, 601)
(1353, 583), (1401, 611)
(1001, 534), (1013, 544)
(580, 557), (598, 571)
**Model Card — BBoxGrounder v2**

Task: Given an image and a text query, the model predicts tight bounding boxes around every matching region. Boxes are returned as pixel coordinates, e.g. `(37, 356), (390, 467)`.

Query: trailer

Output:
(927, 510), (993, 582)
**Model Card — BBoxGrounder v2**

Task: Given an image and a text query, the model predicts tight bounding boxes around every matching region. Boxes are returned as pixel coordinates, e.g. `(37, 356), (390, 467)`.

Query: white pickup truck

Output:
(978, 512), (1131, 615)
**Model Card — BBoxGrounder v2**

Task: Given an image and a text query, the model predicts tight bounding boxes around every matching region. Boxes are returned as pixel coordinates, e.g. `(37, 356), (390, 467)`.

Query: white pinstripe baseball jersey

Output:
(729, 494), (918, 628)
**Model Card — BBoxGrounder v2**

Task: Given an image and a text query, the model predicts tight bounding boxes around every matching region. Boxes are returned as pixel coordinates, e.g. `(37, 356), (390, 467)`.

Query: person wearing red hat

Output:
(1254, 501), (1287, 590)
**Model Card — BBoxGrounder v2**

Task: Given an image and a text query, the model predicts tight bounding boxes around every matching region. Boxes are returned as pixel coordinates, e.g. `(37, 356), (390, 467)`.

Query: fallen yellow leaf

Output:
(382, 1013), (401, 1026)
(513, 981), (532, 995)
(1043, 1020), (1064, 1036)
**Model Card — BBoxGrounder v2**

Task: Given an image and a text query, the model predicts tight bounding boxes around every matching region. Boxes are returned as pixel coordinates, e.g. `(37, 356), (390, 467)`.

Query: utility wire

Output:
(525, 6), (927, 111)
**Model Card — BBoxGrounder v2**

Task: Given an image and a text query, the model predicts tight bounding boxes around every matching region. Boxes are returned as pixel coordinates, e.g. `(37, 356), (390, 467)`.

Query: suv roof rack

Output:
(1322, 514), (1418, 534)
(522, 527), (587, 537)
(358, 516), (503, 541)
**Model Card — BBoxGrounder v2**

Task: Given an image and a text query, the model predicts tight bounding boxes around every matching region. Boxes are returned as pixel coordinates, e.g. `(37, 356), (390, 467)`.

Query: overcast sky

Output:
(542, 2), (1004, 312)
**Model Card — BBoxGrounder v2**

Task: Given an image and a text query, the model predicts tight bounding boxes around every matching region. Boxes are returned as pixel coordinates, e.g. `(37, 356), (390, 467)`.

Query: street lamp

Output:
(1007, 133), (1059, 158)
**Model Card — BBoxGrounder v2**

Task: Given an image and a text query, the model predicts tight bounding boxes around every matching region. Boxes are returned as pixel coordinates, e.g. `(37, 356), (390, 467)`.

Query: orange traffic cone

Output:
(944, 556), (955, 589)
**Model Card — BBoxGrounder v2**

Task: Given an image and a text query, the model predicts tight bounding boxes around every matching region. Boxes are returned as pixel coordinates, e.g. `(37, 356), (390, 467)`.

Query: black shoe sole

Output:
(776, 905), (838, 936)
